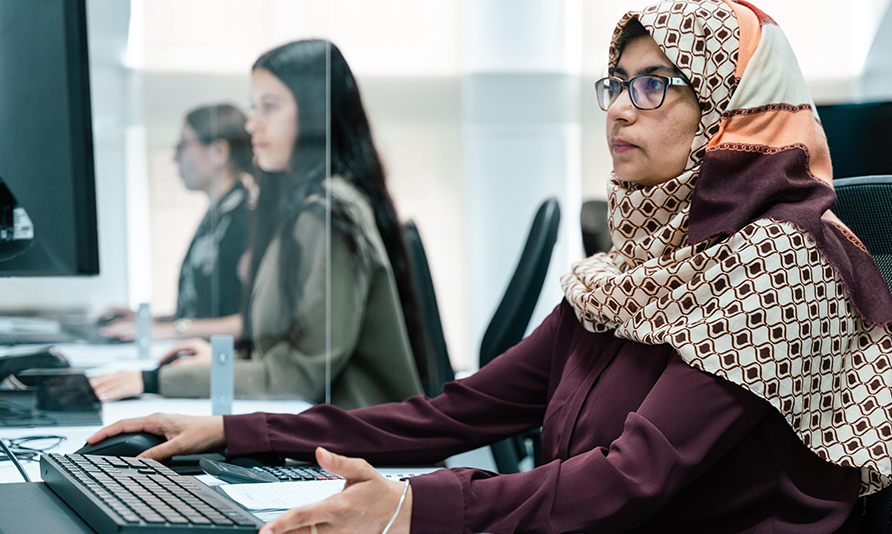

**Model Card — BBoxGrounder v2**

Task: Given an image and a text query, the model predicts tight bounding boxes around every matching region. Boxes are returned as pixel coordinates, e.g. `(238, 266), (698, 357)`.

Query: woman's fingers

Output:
(86, 414), (161, 443)
(159, 340), (200, 364)
(100, 320), (137, 341)
(87, 414), (225, 461)
(260, 506), (330, 534)
(158, 349), (184, 365)
(89, 371), (144, 401)
(315, 447), (376, 487)
(259, 449), (413, 534)
(136, 415), (227, 460)
(138, 437), (185, 462)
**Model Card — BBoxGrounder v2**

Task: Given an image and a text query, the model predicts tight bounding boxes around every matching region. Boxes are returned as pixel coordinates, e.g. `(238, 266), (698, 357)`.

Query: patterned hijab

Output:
(562, 0), (892, 495)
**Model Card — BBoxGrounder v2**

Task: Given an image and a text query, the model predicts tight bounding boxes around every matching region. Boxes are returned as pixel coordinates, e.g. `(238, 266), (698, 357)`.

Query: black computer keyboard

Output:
(41, 453), (264, 533)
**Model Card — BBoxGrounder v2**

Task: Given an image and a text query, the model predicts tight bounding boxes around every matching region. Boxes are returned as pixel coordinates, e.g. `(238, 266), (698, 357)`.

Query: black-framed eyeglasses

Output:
(595, 74), (689, 111)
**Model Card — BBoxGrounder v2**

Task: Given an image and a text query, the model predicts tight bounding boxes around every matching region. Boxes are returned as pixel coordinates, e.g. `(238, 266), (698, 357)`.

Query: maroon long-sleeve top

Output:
(224, 301), (861, 533)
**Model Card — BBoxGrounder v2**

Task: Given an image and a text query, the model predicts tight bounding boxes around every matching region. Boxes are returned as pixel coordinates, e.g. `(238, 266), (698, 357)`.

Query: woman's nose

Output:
(607, 88), (637, 123)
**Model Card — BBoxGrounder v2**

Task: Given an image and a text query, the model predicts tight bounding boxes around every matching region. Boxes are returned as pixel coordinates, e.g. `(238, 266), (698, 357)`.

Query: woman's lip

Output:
(612, 140), (637, 153)
(252, 143), (266, 150)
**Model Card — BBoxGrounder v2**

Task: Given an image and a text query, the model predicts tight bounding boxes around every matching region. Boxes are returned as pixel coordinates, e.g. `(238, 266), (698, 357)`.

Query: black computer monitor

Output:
(0, 0), (99, 276)
(816, 101), (892, 180)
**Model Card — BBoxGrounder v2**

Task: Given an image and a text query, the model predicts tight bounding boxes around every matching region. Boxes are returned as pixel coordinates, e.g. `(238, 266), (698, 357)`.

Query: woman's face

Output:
(173, 123), (214, 192)
(246, 68), (298, 172)
(606, 35), (701, 187)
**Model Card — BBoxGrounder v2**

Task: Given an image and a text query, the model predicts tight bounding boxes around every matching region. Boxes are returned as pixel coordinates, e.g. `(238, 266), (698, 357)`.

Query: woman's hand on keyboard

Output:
(260, 447), (411, 534)
(89, 370), (144, 402)
(86, 413), (226, 461)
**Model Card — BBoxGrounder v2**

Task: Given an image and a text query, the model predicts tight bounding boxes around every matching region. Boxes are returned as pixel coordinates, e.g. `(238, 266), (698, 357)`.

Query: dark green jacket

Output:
(159, 178), (422, 409)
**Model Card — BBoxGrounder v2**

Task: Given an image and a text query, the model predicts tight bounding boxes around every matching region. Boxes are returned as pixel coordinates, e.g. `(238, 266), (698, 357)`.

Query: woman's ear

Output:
(209, 139), (231, 171)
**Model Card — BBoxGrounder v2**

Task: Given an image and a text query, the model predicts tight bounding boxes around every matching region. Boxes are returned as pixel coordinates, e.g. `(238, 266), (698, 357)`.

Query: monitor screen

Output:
(817, 101), (892, 180)
(0, 0), (99, 276)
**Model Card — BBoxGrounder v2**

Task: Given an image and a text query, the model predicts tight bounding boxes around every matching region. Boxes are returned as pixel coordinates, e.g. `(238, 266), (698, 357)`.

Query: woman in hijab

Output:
(87, 1), (892, 532)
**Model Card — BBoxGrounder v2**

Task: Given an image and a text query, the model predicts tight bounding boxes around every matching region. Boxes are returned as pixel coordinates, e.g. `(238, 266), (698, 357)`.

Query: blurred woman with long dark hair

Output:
(94, 40), (427, 408)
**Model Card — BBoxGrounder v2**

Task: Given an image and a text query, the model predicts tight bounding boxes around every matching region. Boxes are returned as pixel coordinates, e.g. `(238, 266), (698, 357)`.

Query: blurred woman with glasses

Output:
(92, 104), (253, 343)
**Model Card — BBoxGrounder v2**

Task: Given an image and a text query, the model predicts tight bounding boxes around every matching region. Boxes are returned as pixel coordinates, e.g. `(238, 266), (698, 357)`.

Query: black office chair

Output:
(831, 175), (892, 534)
(832, 175), (892, 293)
(403, 220), (455, 398)
(403, 199), (560, 472)
(580, 199), (612, 257)
(480, 197), (561, 474)
(479, 198), (561, 368)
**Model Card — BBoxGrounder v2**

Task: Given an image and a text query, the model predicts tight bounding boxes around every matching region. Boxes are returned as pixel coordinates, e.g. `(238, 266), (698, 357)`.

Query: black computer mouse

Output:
(74, 431), (166, 457)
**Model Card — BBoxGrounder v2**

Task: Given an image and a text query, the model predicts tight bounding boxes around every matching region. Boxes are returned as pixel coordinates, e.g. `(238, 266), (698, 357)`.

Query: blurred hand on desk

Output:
(100, 319), (178, 343)
(89, 339), (212, 401)
(159, 338), (212, 367)
(89, 370), (144, 401)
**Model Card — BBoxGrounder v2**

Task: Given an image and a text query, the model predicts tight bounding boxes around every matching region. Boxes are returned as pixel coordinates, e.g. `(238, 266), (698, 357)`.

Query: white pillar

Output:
(461, 0), (583, 371)
(858, 0), (892, 100)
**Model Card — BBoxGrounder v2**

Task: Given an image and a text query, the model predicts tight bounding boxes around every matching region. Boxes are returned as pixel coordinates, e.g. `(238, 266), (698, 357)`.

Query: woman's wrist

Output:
(384, 479), (412, 534)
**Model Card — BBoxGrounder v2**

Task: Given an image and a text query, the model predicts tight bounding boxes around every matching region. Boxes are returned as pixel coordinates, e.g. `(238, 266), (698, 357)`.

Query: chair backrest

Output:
(479, 197), (561, 368)
(403, 220), (454, 398)
(832, 175), (892, 293)
(580, 199), (612, 257)
(831, 176), (892, 534)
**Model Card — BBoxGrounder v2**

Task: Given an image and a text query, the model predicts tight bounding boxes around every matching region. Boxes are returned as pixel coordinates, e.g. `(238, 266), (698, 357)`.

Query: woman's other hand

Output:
(86, 413), (226, 462)
(89, 370), (144, 402)
(100, 318), (137, 341)
(158, 338), (213, 367)
(260, 447), (412, 534)
(97, 306), (136, 323)
(101, 319), (179, 342)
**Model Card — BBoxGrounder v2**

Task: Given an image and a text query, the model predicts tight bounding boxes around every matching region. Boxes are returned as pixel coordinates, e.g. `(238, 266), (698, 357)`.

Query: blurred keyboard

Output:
(41, 453), (263, 533)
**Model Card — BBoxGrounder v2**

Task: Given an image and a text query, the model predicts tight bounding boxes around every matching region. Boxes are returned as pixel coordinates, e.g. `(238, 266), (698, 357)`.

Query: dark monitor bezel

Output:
(0, 0), (99, 277)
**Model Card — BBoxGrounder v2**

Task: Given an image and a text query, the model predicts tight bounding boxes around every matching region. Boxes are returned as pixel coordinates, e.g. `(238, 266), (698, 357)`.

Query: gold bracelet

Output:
(175, 318), (193, 336)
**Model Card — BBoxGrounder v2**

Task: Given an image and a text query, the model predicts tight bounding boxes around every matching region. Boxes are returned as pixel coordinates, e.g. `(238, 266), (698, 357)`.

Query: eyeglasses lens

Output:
(630, 76), (666, 109)
(596, 78), (619, 111)
(596, 76), (668, 111)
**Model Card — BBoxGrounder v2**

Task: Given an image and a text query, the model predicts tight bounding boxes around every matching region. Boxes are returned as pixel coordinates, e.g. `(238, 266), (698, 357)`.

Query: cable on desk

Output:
(0, 435), (66, 464)
(0, 438), (31, 482)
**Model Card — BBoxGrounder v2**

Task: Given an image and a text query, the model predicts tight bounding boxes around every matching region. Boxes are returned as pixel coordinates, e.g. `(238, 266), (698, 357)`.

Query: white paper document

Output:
(221, 479), (347, 511)
(218, 467), (440, 521)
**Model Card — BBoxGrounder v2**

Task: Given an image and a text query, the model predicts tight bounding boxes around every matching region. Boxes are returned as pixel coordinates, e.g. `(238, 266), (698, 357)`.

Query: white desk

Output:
(1, 342), (312, 484)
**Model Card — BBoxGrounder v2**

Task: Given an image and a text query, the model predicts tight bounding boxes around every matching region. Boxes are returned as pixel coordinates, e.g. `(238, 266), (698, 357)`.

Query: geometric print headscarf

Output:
(561, 0), (892, 495)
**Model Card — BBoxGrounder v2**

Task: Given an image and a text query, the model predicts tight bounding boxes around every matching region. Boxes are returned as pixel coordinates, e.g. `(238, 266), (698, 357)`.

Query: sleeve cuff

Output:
(142, 368), (160, 395)
(223, 412), (272, 456)
(408, 469), (464, 534)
